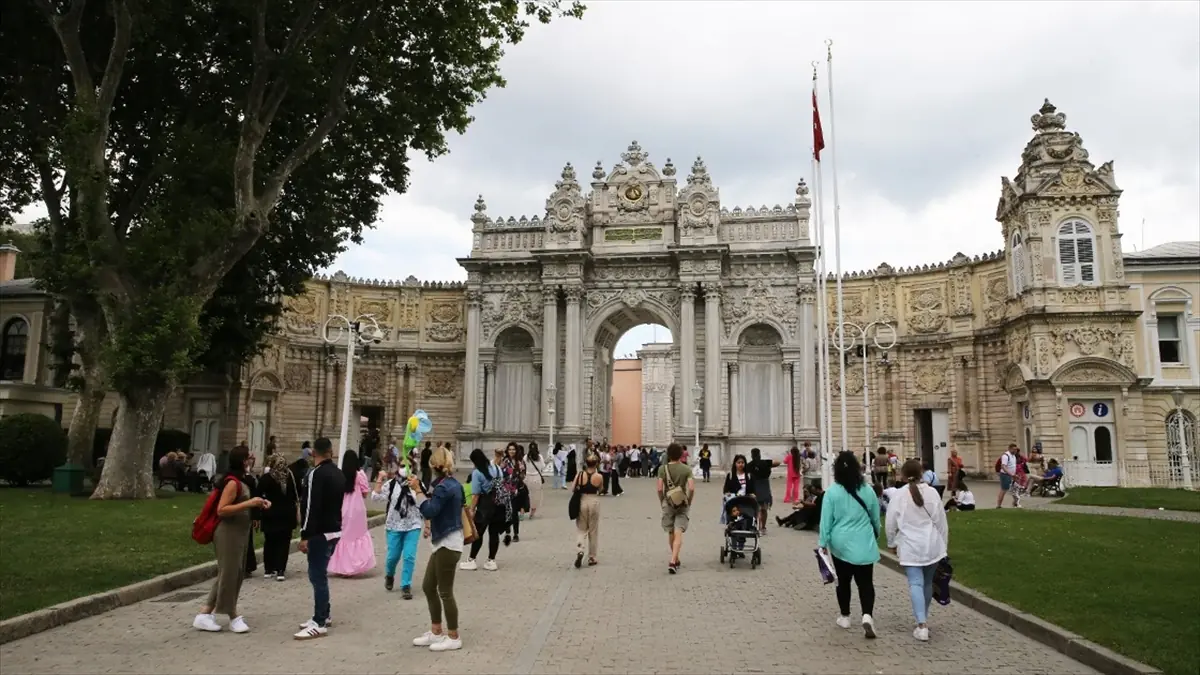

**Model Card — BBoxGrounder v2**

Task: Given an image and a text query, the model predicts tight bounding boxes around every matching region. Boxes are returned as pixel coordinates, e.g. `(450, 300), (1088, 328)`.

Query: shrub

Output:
(0, 414), (68, 485)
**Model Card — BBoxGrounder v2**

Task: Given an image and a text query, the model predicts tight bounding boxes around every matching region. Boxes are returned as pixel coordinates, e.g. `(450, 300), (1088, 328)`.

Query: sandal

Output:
(588, 558), (598, 566)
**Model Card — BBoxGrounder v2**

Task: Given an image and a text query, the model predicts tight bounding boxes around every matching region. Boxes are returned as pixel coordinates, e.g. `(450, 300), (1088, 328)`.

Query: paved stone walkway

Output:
(1023, 500), (1200, 522)
(1, 479), (1095, 674)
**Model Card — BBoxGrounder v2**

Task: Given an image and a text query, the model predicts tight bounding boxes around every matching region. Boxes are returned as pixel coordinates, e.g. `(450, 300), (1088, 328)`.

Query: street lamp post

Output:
(1171, 388), (1193, 490)
(834, 320), (897, 468)
(547, 383), (557, 453)
(323, 313), (382, 468)
(691, 382), (703, 458)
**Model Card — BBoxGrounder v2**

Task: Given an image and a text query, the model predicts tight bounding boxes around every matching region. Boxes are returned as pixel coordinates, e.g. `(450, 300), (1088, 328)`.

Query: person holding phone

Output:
(193, 446), (269, 634)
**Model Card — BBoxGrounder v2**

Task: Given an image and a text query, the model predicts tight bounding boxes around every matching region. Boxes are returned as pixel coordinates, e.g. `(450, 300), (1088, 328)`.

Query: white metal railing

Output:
(1119, 457), (1200, 489)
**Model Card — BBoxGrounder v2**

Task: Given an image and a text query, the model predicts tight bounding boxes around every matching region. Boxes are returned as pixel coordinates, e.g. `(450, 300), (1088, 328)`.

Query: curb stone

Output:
(876, 551), (1161, 675)
(0, 513), (387, 646)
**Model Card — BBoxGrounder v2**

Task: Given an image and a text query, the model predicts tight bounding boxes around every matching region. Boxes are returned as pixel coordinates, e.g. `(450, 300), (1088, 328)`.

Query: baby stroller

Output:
(719, 495), (762, 569)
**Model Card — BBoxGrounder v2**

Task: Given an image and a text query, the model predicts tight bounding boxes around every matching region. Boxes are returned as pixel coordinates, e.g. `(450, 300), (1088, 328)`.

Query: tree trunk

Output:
(65, 310), (107, 469)
(91, 384), (171, 499)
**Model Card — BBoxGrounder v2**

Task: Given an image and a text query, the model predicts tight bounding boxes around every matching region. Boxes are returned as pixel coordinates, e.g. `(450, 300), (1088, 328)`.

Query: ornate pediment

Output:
(590, 141), (677, 228)
(542, 163), (588, 246)
(1049, 357), (1137, 387)
(676, 157), (720, 238)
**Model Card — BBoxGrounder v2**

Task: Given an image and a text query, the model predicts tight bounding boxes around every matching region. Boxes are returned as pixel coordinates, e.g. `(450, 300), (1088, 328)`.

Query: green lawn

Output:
(938, 510), (1200, 675)
(0, 488), (255, 620)
(1056, 487), (1200, 512)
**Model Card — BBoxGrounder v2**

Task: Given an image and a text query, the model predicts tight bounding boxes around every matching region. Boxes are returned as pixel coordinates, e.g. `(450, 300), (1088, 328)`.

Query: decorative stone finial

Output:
(687, 156), (710, 186)
(471, 194), (489, 225)
(621, 140), (647, 166)
(561, 162), (577, 182)
(663, 158), (676, 177)
(1031, 98), (1066, 133)
(592, 161), (605, 180)
(796, 179), (809, 197)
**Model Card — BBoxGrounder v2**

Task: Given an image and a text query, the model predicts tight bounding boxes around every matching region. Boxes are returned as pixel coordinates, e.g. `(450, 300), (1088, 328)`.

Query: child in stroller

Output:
(720, 494), (762, 568)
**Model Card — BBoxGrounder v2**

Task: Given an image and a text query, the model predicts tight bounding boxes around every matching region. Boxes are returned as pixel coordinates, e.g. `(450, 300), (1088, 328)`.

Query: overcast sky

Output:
(15, 1), (1200, 357)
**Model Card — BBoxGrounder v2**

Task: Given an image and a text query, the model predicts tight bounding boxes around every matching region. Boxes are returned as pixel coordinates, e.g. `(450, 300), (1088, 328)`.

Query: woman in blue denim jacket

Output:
(410, 447), (465, 652)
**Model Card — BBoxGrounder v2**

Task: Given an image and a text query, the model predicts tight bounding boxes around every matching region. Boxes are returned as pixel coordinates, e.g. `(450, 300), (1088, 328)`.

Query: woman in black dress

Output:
(747, 448), (781, 535)
(698, 444), (713, 483)
(257, 454), (299, 580)
(565, 444), (578, 483)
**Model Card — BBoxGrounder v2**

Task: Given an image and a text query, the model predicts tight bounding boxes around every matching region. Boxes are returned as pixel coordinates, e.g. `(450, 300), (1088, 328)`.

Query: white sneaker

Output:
(230, 616), (250, 634)
(862, 614), (877, 639)
(413, 631), (445, 647)
(835, 615), (851, 629)
(430, 636), (463, 652)
(459, 559), (478, 571)
(913, 626), (930, 641)
(275, 573), (286, 581)
(297, 618), (332, 629)
(293, 620), (328, 640)
(192, 613), (221, 632)
(483, 560), (498, 571)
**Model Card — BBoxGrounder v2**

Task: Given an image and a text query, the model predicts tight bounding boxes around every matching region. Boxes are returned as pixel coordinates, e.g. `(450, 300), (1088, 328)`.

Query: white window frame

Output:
(1010, 231), (1027, 295)
(1157, 313), (1184, 365)
(1056, 219), (1098, 287)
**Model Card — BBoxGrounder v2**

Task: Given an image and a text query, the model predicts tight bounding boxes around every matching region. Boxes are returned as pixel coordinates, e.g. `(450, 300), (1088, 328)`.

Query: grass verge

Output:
(940, 509), (1199, 675)
(1056, 486), (1200, 512)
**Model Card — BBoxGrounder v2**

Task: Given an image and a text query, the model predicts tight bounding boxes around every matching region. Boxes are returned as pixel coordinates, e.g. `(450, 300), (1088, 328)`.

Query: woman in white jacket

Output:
(885, 459), (949, 642)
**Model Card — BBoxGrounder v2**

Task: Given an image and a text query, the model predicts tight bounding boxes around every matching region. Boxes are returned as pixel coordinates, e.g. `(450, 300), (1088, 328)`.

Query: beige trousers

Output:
(576, 494), (600, 558)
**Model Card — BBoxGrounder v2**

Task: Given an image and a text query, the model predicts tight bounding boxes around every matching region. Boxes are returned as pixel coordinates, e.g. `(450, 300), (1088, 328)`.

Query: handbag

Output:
(568, 473), (582, 521)
(461, 504), (477, 544)
(814, 547), (837, 584)
(664, 463), (688, 507)
(848, 486), (879, 538)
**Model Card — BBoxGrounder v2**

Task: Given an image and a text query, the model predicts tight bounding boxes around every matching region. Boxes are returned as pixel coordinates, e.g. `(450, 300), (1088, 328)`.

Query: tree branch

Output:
(96, 0), (133, 115)
(35, 152), (65, 232)
(34, 0), (96, 102)
(233, 0), (274, 223)
(113, 155), (169, 237)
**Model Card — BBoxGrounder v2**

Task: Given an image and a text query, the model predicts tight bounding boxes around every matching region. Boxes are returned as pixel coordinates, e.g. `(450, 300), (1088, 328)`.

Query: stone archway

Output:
(583, 297), (679, 442)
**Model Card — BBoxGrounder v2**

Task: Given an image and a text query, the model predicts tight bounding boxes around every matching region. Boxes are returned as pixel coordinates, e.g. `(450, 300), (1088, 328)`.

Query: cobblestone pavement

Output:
(1022, 500), (1200, 522)
(1, 477), (1095, 674)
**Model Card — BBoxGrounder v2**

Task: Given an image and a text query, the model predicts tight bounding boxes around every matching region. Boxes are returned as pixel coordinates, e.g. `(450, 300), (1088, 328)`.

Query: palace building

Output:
(1, 101), (1197, 486)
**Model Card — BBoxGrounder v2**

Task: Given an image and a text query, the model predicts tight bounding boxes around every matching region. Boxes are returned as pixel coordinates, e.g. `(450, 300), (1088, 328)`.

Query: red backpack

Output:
(192, 476), (240, 545)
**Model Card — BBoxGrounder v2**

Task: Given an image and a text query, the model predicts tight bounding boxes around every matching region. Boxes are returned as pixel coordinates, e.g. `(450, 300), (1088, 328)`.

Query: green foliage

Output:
(0, 414), (68, 485)
(1, 228), (36, 279)
(1, 0), (586, 397)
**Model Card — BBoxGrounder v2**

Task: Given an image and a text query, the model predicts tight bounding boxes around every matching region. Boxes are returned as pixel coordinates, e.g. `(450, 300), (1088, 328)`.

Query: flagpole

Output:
(812, 61), (834, 488)
(824, 39), (849, 455)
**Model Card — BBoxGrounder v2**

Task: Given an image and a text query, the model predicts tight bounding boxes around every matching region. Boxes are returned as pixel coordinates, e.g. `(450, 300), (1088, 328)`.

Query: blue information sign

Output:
(1093, 402), (1109, 418)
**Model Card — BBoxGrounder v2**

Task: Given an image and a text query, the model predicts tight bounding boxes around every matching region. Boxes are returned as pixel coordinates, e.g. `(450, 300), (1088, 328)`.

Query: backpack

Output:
(994, 455), (1004, 473)
(192, 476), (241, 545)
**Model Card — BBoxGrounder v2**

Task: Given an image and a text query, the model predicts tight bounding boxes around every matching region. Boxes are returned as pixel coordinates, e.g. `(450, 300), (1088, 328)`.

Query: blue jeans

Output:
(553, 470), (565, 490)
(385, 528), (421, 588)
(903, 563), (938, 624)
(306, 536), (338, 625)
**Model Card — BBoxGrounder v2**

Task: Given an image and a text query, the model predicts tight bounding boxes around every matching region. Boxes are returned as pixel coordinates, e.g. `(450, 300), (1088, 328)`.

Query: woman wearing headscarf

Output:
(525, 444), (546, 518)
(565, 444), (578, 484)
(258, 453), (300, 580)
(326, 450), (377, 576)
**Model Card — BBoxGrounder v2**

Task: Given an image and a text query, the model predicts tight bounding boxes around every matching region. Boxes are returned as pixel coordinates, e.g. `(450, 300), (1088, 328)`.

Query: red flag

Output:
(812, 89), (825, 161)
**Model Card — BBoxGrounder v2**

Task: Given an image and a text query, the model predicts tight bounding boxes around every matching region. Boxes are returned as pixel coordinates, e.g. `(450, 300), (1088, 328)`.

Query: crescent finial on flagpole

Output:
(825, 39), (833, 60)
(811, 60), (819, 80)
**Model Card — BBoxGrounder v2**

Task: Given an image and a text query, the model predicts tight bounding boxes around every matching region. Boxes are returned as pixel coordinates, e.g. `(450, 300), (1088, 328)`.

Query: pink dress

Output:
(327, 470), (376, 576)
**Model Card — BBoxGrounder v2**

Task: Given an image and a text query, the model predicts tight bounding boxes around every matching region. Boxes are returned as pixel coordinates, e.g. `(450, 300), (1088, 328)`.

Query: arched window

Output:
(1010, 231), (1027, 295)
(0, 317), (29, 381)
(1057, 219), (1097, 286)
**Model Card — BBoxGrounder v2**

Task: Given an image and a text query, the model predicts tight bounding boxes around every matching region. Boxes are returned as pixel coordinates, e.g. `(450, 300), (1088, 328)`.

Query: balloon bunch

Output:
(402, 409), (433, 469)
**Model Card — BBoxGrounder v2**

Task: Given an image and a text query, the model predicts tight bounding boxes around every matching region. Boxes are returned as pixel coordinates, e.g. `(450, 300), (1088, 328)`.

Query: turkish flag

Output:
(813, 89), (825, 161)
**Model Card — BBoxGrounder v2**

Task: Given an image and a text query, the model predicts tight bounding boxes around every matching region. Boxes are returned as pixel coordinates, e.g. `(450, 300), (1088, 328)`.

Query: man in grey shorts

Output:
(656, 442), (695, 574)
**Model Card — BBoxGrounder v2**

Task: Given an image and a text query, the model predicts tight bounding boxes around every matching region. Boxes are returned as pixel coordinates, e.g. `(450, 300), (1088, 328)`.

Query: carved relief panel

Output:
(425, 300), (465, 343)
(723, 279), (799, 340)
(906, 285), (948, 335)
(284, 290), (321, 337)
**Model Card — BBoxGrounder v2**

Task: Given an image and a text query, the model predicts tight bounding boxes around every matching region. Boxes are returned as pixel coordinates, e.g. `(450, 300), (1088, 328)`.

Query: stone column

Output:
(483, 362), (497, 431)
(890, 360), (903, 436)
(955, 356), (969, 431)
(729, 362), (741, 435)
(564, 286), (584, 431)
(799, 289), (817, 429)
(461, 290), (482, 429)
(783, 362), (795, 436)
(679, 285), (697, 430)
(968, 357), (982, 431)
(702, 282), (722, 434)
(541, 288), (558, 429)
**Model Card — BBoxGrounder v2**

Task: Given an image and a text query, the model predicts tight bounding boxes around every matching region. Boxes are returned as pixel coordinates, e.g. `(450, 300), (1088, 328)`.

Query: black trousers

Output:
(262, 529), (292, 574)
(610, 471), (622, 496)
(469, 515), (502, 560)
(244, 528), (258, 574)
(506, 508), (520, 538)
(831, 556), (875, 616)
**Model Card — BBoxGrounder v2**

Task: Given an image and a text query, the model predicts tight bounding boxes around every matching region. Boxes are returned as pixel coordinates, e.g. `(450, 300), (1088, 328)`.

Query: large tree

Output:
(0, 0), (584, 498)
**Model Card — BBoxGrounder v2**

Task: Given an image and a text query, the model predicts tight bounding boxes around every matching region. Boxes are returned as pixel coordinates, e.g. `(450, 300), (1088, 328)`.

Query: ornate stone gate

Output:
(457, 142), (819, 463)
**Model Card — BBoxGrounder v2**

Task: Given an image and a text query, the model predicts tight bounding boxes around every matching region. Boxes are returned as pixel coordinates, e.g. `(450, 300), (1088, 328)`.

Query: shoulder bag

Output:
(664, 464), (688, 507)
(847, 485), (879, 538)
(568, 471), (584, 521)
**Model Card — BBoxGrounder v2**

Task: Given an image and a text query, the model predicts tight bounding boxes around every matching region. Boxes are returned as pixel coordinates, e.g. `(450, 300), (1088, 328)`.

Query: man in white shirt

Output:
(996, 444), (1020, 508)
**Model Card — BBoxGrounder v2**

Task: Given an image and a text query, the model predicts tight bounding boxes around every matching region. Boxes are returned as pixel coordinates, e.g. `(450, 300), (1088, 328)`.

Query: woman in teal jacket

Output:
(818, 451), (882, 639)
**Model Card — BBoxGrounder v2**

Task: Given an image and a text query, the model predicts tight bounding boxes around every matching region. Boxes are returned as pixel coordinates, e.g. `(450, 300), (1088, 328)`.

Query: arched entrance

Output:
(584, 298), (679, 443)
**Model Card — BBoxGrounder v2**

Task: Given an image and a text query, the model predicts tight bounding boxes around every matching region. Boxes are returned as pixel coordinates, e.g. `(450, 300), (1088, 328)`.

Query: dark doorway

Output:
(914, 409), (934, 466)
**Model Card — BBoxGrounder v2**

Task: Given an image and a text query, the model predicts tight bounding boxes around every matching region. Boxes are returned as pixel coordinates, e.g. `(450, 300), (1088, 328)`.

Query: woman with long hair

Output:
(747, 448), (781, 534)
(258, 453), (299, 580)
(818, 451), (882, 639)
(525, 444), (545, 518)
(698, 444), (712, 483)
(784, 446), (803, 503)
(193, 446), (267, 633)
(460, 449), (503, 571)
(886, 459), (949, 642)
(502, 442), (528, 544)
(720, 454), (754, 524)
(411, 446), (465, 651)
(327, 450), (377, 576)
(573, 451), (604, 568)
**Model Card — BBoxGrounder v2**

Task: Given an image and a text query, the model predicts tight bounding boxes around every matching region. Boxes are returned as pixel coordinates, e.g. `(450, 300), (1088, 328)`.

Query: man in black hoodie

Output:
(294, 437), (345, 640)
